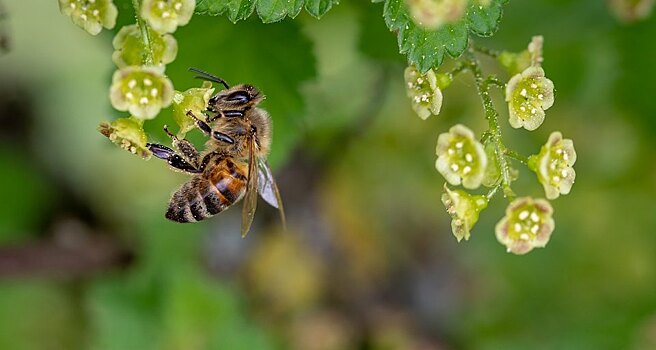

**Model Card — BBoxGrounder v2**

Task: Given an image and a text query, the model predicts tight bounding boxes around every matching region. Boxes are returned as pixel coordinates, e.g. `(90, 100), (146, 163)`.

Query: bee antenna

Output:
(188, 67), (230, 89)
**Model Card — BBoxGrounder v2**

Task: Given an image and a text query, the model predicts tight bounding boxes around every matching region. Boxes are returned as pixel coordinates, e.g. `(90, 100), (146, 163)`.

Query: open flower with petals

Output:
(404, 65), (442, 120)
(441, 185), (488, 242)
(141, 0), (195, 34)
(529, 132), (577, 199)
(406, 0), (468, 30)
(112, 24), (178, 67)
(109, 66), (174, 120)
(495, 197), (555, 255)
(58, 0), (118, 35)
(435, 124), (487, 189)
(505, 66), (554, 131)
(98, 117), (151, 158)
(172, 81), (215, 137)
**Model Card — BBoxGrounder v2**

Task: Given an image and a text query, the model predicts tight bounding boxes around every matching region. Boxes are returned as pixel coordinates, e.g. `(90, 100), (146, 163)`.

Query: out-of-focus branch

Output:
(0, 219), (132, 279)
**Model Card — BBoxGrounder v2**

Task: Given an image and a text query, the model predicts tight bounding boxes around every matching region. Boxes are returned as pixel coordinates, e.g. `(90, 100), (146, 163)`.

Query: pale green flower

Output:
(404, 65), (443, 120)
(435, 124), (487, 189)
(495, 197), (555, 255)
(112, 24), (178, 67)
(405, 0), (468, 30)
(141, 0), (195, 33)
(172, 81), (215, 137)
(98, 117), (151, 158)
(109, 66), (174, 120)
(441, 184), (488, 242)
(609, 0), (655, 23)
(58, 0), (117, 35)
(505, 66), (555, 131)
(529, 132), (577, 200)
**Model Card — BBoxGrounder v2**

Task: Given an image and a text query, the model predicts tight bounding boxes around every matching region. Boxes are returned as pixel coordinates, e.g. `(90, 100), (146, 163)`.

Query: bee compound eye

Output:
(227, 91), (250, 103)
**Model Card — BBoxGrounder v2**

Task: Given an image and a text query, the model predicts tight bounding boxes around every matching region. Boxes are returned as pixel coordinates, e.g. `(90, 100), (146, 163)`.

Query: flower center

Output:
(509, 205), (543, 241)
(446, 137), (478, 177)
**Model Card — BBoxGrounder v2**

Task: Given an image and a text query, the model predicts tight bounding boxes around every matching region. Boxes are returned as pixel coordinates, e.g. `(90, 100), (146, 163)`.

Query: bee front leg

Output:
(186, 110), (235, 145)
(147, 143), (201, 174)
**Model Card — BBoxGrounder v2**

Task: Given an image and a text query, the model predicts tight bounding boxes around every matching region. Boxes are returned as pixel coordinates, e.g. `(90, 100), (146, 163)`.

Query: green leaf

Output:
(382, 0), (507, 72)
(196, 0), (339, 23)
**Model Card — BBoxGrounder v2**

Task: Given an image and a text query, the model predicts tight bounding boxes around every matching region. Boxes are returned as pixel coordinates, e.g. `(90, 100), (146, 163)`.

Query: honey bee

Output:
(147, 68), (285, 236)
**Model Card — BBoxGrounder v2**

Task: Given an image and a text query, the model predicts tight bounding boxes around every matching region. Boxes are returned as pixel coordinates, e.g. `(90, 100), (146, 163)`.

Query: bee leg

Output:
(186, 110), (235, 145)
(147, 143), (201, 174)
(163, 125), (201, 168)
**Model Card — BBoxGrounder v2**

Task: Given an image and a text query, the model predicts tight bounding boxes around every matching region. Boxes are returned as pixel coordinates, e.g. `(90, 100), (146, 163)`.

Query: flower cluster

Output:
(408, 35), (575, 255)
(58, 0), (118, 35)
(404, 66), (443, 120)
(87, 0), (197, 156)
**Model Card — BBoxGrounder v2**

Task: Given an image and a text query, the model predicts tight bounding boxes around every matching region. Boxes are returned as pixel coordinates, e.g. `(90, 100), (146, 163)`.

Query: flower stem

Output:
(131, 0), (154, 66)
(465, 49), (515, 200)
(471, 43), (501, 58)
(504, 149), (529, 165)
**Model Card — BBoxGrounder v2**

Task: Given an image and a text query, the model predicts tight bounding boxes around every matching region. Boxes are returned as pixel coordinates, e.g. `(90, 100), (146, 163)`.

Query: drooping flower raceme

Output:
(112, 24), (178, 68)
(435, 124), (487, 189)
(404, 65), (443, 120)
(528, 131), (577, 200)
(505, 66), (555, 131)
(98, 117), (151, 158)
(58, 0), (118, 35)
(495, 197), (555, 255)
(441, 185), (488, 242)
(405, 0), (468, 30)
(141, 0), (195, 34)
(109, 66), (174, 120)
(172, 81), (215, 137)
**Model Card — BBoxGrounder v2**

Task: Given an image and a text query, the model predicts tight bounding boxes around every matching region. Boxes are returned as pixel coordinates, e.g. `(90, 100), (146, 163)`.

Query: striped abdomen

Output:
(165, 157), (248, 223)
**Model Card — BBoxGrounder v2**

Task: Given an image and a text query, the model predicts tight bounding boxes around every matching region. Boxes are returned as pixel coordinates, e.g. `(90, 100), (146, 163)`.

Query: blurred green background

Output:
(1, 0), (655, 349)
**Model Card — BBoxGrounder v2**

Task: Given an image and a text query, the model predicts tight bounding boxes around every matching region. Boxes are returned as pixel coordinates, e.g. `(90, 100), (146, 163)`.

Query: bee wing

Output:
(257, 158), (287, 230)
(241, 135), (258, 237)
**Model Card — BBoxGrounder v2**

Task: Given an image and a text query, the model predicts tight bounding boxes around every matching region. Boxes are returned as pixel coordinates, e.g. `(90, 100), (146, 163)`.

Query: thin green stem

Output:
(471, 43), (501, 59)
(131, 0), (154, 66)
(485, 76), (506, 89)
(465, 49), (515, 200)
(504, 149), (529, 165)
(448, 62), (468, 77)
(486, 182), (502, 200)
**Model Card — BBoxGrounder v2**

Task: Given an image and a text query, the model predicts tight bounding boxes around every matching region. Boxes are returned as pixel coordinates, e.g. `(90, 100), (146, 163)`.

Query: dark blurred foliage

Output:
(0, 0), (655, 349)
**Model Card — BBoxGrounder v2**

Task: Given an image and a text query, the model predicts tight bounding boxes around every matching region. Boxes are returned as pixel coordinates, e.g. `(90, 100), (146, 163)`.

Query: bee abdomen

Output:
(166, 178), (231, 223)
